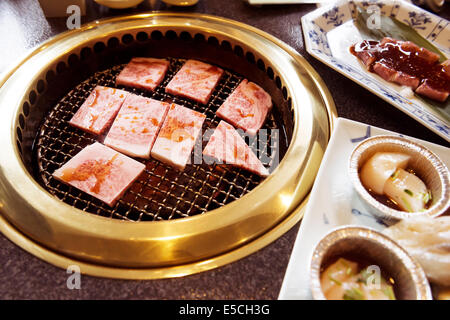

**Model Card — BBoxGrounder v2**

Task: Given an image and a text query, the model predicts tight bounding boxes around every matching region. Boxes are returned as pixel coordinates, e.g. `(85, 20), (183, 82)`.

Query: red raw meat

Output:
(116, 57), (169, 92)
(53, 142), (145, 207)
(165, 59), (224, 104)
(203, 120), (269, 177)
(69, 86), (129, 135)
(392, 72), (420, 89)
(351, 40), (379, 67)
(216, 79), (272, 136)
(372, 61), (397, 82)
(416, 79), (449, 102)
(104, 94), (170, 159)
(151, 103), (206, 170)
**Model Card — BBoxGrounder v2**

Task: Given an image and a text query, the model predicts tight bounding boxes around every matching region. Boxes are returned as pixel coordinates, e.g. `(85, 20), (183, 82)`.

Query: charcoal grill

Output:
(0, 13), (336, 278)
(36, 59), (283, 221)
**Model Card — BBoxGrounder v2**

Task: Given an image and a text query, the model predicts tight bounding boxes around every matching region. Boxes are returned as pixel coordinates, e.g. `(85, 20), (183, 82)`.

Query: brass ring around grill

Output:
(0, 13), (336, 278)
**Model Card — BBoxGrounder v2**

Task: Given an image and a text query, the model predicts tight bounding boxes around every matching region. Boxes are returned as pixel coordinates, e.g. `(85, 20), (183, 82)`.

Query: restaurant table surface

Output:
(0, 0), (448, 299)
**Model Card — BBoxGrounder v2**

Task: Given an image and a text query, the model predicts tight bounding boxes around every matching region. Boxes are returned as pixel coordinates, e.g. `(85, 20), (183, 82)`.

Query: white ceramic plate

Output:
(301, 0), (450, 142)
(278, 117), (450, 300)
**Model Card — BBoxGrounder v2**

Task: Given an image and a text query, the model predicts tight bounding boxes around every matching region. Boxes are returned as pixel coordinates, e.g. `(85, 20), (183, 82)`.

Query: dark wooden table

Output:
(0, 0), (448, 299)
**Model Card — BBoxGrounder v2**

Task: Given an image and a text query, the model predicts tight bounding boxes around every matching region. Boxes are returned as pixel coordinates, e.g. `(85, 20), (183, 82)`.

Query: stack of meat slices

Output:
(54, 57), (273, 207)
(350, 37), (450, 102)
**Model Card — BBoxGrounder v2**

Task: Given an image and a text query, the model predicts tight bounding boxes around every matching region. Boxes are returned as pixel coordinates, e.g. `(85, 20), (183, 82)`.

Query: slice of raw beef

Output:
(69, 86), (129, 135)
(104, 94), (170, 158)
(116, 57), (170, 92)
(165, 59), (224, 104)
(151, 103), (206, 170)
(203, 120), (269, 177)
(53, 142), (145, 207)
(216, 79), (272, 136)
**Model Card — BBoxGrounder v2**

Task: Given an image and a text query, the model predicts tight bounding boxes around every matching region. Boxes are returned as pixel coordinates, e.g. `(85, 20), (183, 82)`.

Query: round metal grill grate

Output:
(34, 58), (287, 221)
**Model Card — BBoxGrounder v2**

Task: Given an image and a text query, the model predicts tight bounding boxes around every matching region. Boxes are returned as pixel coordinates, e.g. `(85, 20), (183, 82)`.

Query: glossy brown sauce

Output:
(350, 40), (450, 92)
(369, 191), (402, 211)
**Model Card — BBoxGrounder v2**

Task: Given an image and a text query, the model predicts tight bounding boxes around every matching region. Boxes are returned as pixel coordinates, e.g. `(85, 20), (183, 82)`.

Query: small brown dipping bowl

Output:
(310, 226), (432, 300)
(349, 135), (450, 223)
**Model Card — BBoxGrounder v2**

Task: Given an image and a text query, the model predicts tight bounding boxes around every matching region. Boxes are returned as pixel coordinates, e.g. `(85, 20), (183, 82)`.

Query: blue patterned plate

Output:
(278, 117), (450, 299)
(301, 0), (450, 142)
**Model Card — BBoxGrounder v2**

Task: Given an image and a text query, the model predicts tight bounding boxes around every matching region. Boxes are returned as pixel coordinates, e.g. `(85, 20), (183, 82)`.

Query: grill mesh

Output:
(33, 58), (284, 221)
